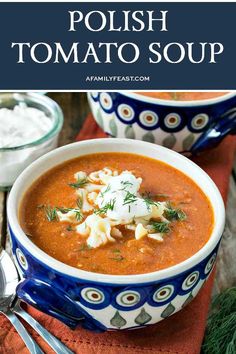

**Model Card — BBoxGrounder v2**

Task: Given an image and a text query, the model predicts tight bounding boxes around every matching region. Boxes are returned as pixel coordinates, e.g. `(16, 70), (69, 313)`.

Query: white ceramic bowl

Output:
(7, 139), (225, 331)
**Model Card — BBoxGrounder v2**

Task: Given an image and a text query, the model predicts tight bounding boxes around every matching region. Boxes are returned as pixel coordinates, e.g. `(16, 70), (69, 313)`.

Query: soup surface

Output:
(20, 153), (214, 275)
(136, 92), (228, 101)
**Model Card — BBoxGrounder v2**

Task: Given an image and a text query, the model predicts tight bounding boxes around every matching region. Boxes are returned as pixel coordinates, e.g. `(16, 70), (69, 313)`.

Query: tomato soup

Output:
(20, 153), (214, 275)
(136, 92), (228, 101)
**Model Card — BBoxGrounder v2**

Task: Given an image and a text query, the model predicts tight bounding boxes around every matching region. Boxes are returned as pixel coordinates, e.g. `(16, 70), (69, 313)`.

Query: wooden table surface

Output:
(1, 91), (236, 298)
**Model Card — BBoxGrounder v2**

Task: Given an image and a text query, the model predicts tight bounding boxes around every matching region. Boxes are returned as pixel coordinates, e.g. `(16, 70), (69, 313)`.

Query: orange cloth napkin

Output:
(1, 114), (235, 354)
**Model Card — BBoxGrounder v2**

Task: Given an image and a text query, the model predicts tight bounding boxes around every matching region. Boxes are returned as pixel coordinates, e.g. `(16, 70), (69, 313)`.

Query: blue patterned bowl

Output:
(7, 139), (225, 331)
(88, 92), (236, 154)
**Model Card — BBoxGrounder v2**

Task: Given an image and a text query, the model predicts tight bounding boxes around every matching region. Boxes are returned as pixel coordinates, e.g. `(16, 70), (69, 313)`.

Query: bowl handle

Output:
(190, 108), (236, 154)
(17, 278), (84, 329)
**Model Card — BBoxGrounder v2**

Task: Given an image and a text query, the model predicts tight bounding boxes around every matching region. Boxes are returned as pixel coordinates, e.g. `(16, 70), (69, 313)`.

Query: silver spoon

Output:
(0, 249), (43, 353)
(0, 249), (74, 354)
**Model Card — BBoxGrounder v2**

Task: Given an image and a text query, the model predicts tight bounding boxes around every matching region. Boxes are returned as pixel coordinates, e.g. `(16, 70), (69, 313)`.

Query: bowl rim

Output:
(119, 91), (236, 107)
(0, 93), (64, 152)
(7, 138), (225, 285)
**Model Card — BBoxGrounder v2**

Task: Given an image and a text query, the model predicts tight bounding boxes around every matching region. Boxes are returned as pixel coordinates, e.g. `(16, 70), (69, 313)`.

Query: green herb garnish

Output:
(119, 180), (133, 191)
(66, 225), (73, 232)
(123, 191), (137, 206)
(155, 193), (169, 198)
(165, 202), (186, 221)
(151, 221), (170, 234)
(203, 287), (236, 354)
(143, 191), (168, 199)
(76, 197), (83, 209)
(112, 249), (121, 254)
(121, 181), (133, 186)
(100, 184), (111, 198)
(109, 255), (125, 261)
(68, 177), (88, 189)
(94, 198), (116, 215)
(78, 244), (92, 251)
(44, 205), (58, 222)
(56, 207), (83, 222)
(144, 197), (159, 208)
(142, 192), (160, 209)
(37, 204), (45, 209)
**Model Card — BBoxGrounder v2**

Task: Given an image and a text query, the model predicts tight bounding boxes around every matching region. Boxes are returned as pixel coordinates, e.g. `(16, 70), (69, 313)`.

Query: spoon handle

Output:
(13, 302), (74, 354)
(5, 309), (44, 354)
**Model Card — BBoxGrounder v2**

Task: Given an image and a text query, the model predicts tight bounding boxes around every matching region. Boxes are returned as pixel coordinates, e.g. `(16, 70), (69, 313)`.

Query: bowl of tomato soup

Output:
(8, 139), (225, 331)
(88, 91), (236, 154)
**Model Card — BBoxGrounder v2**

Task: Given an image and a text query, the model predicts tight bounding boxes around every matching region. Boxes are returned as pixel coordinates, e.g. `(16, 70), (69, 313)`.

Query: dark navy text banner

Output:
(0, 2), (235, 89)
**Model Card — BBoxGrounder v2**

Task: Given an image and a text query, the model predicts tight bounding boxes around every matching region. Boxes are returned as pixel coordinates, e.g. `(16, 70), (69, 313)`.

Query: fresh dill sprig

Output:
(151, 221), (170, 234)
(100, 184), (111, 198)
(68, 176), (88, 189)
(121, 181), (133, 186)
(119, 180), (133, 191)
(76, 196), (83, 209)
(44, 205), (58, 222)
(94, 198), (116, 215)
(40, 204), (83, 222)
(142, 192), (160, 209)
(165, 202), (186, 221)
(78, 244), (92, 251)
(203, 287), (236, 354)
(143, 191), (168, 199)
(112, 249), (121, 254)
(155, 193), (169, 198)
(66, 225), (73, 232)
(143, 197), (159, 208)
(37, 204), (45, 209)
(123, 191), (137, 205)
(109, 255), (125, 261)
(56, 207), (83, 222)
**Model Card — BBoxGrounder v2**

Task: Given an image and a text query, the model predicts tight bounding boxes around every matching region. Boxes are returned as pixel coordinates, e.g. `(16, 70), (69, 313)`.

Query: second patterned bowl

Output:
(88, 91), (236, 154)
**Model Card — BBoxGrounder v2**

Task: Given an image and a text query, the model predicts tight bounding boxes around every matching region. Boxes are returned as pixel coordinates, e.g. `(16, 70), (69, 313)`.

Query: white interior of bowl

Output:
(7, 139), (225, 285)
(121, 91), (236, 107)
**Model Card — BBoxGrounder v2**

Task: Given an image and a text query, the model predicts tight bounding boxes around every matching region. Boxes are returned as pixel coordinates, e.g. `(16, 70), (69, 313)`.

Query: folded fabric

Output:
(0, 114), (235, 354)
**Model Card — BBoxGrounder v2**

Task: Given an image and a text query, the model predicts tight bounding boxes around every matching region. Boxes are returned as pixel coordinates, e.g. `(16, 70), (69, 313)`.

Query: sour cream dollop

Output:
(96, 171), (151, 221)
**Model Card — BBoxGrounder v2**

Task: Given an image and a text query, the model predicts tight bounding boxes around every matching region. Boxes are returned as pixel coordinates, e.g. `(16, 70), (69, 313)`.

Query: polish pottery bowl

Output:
(7, 139), (225, 331)
(88, 92), (236, 154)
